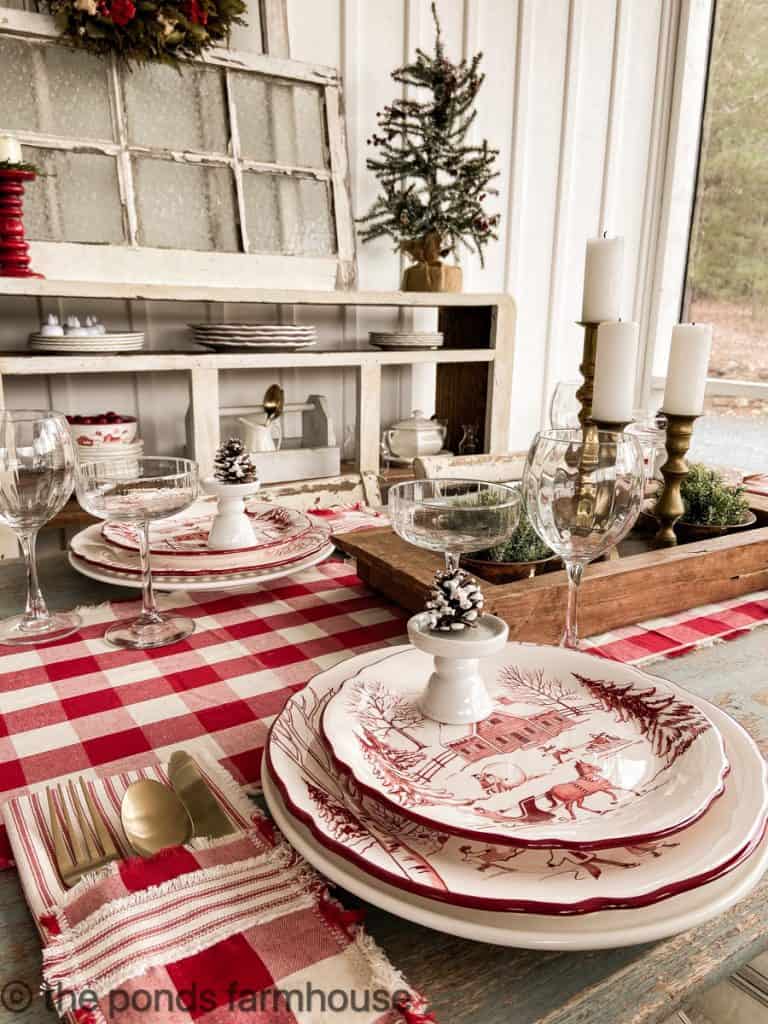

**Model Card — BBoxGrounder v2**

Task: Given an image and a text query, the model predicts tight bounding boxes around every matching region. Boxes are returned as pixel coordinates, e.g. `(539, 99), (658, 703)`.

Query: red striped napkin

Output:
(3, 758), (434, 1024)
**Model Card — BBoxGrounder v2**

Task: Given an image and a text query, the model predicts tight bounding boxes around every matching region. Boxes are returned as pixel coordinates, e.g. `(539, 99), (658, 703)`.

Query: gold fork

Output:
(47, 779), (120, 888)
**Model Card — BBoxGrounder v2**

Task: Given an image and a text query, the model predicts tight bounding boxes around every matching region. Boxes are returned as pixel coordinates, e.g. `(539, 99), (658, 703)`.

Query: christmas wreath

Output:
(50, 0), (246, 68)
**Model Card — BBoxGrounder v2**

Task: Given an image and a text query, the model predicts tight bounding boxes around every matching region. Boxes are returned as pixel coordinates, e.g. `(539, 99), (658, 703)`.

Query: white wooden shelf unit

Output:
(0, 283), (515, 481)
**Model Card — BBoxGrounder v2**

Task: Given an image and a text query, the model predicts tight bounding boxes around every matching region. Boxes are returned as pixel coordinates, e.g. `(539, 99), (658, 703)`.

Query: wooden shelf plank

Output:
(0, 279), (513, 308)
(0, 348), (496, 375)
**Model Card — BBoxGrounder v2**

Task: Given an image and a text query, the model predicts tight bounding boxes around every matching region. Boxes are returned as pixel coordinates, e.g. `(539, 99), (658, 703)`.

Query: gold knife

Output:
(167, 751), (236, 839)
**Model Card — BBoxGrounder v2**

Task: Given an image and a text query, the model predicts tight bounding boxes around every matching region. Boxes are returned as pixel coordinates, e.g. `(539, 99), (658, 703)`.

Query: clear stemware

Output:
(76, 457), (199, 650)
(549, 380), (582, 429)
(388, 478), (521, 574)
(523, 428), (644, 649)
(0, 410), (81, 645)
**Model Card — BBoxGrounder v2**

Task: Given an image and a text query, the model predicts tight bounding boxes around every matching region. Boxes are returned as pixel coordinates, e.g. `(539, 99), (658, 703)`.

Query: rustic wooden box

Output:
(335, 494), (768, 644)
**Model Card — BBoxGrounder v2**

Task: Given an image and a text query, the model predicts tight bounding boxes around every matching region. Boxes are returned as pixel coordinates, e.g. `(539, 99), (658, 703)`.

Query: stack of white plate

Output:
(75, 440), (144, 479)
(28, 333), (144, 354)
(369, 331), (444, 351)
(263, 641), (768, 950)
(68, 499), (334, 592)
(190, 323), (317, 352)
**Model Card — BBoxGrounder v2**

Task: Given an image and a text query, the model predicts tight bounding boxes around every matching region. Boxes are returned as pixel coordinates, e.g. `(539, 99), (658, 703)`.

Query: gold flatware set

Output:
(47, 751), (235, 887)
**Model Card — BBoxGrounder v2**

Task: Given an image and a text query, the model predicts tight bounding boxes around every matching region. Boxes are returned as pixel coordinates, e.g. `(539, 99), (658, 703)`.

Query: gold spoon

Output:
(262, 384), (284, 424)
(121, 779), (193, 858)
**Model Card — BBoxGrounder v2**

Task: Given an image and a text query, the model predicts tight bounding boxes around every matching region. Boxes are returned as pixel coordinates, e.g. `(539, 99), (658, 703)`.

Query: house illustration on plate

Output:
(445, 698), (576, 764)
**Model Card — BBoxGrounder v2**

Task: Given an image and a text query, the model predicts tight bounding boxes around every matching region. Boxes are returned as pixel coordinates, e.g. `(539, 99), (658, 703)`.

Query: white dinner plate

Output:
(71, 522), (330, 577)
(68, 543), (335, 592)
(267, 646), (767, 915)
(263, 762), (768, 949)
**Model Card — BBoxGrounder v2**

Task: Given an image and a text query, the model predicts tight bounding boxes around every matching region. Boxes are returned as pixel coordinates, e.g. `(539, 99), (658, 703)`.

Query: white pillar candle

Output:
(582, 235), (624, 323)
(0, 135), (23, 164)
(663, 323), (713, 415)
(591, 320), (640, 424)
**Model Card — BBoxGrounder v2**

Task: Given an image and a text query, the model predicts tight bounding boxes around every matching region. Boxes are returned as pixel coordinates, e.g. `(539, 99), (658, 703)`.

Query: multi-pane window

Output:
(0, 20), (352, 284)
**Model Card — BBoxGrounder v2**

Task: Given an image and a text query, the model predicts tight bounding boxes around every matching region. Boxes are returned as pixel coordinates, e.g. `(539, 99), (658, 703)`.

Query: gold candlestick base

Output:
(654, 413), (699, 547)
(576, 322), (600, 427)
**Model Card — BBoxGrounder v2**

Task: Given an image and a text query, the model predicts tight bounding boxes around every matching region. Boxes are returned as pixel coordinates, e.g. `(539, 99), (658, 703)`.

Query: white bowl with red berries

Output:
(67, 412), (138, 447)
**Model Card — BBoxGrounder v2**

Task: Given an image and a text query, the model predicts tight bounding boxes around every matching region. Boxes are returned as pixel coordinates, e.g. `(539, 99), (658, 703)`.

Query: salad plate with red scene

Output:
(102, 501), (313, 556)
(71, 522), (330, 577)
(267, 647), (768, 917)
(320, 643), (729, 850)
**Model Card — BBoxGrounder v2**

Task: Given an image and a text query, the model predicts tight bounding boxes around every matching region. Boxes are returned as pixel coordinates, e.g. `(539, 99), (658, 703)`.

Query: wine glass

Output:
(76, 457), (198, 650)
(388, 479), (521, 574)
(549, 380), (582, 429)
(522, 429), (644, 649)
(0, 410), (81, 645)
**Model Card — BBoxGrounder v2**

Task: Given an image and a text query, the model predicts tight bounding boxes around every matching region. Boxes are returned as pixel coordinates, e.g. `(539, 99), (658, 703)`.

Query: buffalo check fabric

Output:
(0, 560), (407, 867)
(5, 758), (433, 1024)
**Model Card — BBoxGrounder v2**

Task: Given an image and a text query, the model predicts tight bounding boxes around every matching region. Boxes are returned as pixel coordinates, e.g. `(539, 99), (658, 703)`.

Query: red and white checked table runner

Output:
(0, 545), (766, 869)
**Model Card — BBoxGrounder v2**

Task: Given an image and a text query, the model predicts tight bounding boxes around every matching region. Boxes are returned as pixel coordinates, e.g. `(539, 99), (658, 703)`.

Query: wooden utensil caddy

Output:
(334, 494), (768, 644)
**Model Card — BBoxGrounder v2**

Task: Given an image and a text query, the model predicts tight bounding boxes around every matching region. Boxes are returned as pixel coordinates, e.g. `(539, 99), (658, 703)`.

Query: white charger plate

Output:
(71, 522), (330, 577)
(267, 646), (767, 915)
(68, 542), (335, 592)
(321, 643), (728, 850)
(263, 761), (768, 949)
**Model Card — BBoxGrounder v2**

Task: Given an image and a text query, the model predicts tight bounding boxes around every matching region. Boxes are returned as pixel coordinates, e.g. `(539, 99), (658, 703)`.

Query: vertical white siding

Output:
(3, 0), (676, 454)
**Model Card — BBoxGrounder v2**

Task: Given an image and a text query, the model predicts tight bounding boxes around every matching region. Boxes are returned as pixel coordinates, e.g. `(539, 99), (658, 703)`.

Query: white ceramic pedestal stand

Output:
(202, 478), (260, 550)
(407, 611), (509, 725)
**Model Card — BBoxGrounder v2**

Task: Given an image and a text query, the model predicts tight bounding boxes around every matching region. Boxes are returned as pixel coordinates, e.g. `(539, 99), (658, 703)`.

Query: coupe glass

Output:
(549, 380), (582, 429)
(523, 429), (644, 649)
(388, 479), (521, 573)
(76, 457), (199, 649)
(0, 410), (81, 645)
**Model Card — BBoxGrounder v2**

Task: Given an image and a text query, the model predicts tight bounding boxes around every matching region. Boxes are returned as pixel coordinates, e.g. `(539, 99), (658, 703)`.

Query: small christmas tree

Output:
(358, 3), (500, 271)
(425, 567), (484, 631)
(213, 437), (258, 485)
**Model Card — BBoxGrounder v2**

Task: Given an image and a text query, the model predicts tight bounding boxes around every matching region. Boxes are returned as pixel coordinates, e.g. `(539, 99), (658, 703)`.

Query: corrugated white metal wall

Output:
(1, 0), (681, 453)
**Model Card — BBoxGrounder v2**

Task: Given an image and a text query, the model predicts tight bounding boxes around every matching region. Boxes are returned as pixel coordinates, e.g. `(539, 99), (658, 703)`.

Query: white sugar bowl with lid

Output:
(385, 410), (447, 460)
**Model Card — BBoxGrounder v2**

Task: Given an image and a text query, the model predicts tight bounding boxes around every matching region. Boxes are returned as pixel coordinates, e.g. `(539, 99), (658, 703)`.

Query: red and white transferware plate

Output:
(71, 521), (330, 577)
(321, 643), (730, 850)
(102, 501), (312, 556)
(267, 647), (768, 916)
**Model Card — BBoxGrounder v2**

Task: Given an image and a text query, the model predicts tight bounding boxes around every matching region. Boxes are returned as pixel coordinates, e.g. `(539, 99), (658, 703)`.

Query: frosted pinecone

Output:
(425, 567), (484, 631)
(213, 437), (258, 485)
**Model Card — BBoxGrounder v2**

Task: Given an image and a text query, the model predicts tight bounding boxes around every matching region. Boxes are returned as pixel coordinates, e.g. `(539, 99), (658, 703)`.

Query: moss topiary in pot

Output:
(674, 464), (756, 541)
(461, 508), (560, 583)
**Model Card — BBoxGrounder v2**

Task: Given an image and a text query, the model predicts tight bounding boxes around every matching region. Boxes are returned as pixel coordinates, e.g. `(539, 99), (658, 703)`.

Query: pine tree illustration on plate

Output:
(572, 673), (711, 768)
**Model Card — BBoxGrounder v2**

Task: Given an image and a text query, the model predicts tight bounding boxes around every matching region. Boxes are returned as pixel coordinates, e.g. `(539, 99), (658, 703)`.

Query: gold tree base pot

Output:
(402, 261), (463, 293)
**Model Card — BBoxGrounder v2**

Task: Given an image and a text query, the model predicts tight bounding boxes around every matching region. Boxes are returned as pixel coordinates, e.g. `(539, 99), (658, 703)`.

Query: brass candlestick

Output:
(575, 322), (600, 426)
(654, 413), (699, 547)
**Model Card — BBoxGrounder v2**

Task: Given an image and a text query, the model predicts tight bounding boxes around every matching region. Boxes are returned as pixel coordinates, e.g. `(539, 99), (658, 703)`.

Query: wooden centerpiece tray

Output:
(333, 493), (768, 643)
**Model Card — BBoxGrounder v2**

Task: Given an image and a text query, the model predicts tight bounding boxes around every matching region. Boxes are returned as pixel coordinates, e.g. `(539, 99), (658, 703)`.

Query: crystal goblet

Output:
(549, 380), (582, 429)
(0, 410), (81, 645)
(388, 478), (521, 575)
(389, 479), (520, 724)
(76, 457), (199, 649)
(523, 428), (644, 649)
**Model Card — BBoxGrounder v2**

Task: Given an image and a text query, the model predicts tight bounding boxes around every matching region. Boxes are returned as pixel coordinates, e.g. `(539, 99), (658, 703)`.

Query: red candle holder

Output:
(0, 168), (44, 278)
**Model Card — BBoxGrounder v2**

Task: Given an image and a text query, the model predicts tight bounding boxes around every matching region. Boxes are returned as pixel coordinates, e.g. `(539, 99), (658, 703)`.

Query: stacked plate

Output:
(369, 331), (444, 351)
(28, 332), (145, 354)
(190, 323), (317, 352)
(264, 641), (768, 949)
(68, 500), (334, 592)
(75, 439), (144, 479)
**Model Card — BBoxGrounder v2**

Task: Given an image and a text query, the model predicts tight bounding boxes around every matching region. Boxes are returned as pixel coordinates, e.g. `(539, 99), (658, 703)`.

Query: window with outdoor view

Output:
(683, 0), (768, 473)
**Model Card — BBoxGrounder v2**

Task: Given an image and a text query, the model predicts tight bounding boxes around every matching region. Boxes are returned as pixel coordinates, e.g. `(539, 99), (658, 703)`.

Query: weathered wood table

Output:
(0, 554), (766, 1024)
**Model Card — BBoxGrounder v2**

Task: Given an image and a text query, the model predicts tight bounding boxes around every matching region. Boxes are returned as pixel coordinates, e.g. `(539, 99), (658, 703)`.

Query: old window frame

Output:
(0, 8), (355, 290)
